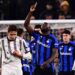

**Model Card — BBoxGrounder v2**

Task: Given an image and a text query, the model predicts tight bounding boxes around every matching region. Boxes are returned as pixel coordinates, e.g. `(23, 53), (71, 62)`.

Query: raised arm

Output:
(24, 2), (37, 33)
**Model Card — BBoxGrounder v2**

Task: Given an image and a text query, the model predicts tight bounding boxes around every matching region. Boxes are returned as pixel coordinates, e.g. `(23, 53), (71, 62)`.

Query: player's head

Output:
(41, 22), (50, 35)
(7, 25), (18, 40)
(17, 28), (24, 38)
(62, 29), (71, 43)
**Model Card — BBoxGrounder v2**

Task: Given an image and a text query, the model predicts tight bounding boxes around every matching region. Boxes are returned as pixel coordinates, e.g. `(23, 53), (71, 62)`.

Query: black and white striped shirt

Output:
(0, 36), (30, 66)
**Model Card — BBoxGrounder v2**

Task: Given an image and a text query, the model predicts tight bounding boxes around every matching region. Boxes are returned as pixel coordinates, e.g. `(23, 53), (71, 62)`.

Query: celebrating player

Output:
(24, 3), (58, 75)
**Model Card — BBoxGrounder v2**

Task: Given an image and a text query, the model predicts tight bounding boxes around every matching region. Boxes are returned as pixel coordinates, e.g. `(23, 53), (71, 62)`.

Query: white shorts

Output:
(2, 64), (23, 75)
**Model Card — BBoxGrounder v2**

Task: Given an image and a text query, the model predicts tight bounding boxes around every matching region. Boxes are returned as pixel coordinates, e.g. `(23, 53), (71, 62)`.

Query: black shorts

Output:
(23, 71), (30, 75)
(33, 65), (53, 75)
(59, 71), (74, 75)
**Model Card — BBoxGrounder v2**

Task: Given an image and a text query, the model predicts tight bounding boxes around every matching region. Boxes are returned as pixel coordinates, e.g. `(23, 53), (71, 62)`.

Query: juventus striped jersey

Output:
(0, 36), (30, 67)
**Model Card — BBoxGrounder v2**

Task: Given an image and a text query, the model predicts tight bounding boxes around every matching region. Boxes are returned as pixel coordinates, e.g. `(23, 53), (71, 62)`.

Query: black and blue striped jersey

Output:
(31, 31), (58, 67)
(59, 41), (75, 72)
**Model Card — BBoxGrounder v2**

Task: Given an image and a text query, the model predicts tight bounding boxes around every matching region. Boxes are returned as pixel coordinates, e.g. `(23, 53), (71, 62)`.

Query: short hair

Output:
(8, 25), (18, 32)
(62, 29), (70, 35)
(35, 25), (41, 29)
(17, 28), (24, 36)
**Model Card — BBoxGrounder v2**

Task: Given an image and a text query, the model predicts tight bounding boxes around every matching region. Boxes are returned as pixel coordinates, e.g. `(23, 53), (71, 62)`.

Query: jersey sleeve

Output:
(23, 39), (30, 53)
(51, 35), (58, 49)
(22, 39), (32, 60)
(30, 31), (39, 40)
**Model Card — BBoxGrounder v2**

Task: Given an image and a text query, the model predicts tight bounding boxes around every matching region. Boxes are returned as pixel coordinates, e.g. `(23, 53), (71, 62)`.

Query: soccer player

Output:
(24, 3), (58, 75)
(0, 25), (32, 75)
(17, 28), (25, 39)
(17, 28), (31, 75)
(58, 29), (75, 75)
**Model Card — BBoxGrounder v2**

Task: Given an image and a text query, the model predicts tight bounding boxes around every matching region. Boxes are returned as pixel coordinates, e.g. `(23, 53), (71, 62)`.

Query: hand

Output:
(11, 50), (22, 58)
(30, 2), (37, 12)
(40, 61), (49, 69)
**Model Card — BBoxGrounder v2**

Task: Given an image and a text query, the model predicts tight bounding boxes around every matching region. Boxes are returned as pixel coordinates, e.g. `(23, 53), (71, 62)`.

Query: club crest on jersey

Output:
(69, 47), (72, 51)
(47, 40), (49, 43)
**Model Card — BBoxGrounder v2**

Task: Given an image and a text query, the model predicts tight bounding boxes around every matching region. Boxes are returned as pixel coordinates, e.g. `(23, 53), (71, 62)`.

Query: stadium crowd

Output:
(0, 0), (75, 20)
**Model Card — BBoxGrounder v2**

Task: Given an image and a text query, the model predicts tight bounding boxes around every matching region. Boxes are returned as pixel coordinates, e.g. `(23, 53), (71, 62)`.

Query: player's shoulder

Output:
(16, 36), (26, 42)
(69, 41), (75, 46)
(49, 34), (58, 41)
(33, 30), (42, 36)
(16, 36), (23, 40)
(49, 34), (57, 38)
(58, 42), (64, 46)
(1, 37), (7, 41)
(0, 37), (8, 45)
(59, 41), (75, 46)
